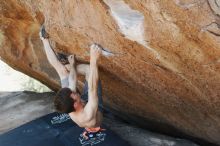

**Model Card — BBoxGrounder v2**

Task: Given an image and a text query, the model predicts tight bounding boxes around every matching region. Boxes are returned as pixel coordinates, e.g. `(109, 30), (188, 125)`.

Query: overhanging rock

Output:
(0, 0), (220, 145)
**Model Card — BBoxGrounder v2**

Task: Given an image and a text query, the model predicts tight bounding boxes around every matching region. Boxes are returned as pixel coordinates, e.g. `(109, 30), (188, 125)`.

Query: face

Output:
(70, 93), (83, 110)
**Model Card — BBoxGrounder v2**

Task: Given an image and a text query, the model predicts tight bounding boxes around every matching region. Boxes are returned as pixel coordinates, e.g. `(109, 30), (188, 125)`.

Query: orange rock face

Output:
(0, 0), (220, 144)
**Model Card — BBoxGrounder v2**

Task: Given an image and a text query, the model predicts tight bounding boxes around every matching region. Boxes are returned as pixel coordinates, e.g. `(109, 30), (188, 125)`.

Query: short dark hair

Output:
(54, 88), (76, 113)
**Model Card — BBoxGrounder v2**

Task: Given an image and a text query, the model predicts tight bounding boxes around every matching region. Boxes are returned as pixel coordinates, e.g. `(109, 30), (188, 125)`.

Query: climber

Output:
(39, 26), (104, 140)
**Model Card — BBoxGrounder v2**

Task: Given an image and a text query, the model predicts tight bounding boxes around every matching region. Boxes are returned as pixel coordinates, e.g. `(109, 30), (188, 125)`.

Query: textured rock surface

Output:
(0, 0), (220, 145)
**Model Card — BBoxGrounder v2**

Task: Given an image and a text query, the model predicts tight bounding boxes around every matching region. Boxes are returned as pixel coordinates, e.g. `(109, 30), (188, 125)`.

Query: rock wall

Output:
(0, 0), (220, 145)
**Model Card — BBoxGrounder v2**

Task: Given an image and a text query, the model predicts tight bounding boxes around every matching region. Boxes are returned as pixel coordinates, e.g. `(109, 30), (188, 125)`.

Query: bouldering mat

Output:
(0, 112), (130, 146)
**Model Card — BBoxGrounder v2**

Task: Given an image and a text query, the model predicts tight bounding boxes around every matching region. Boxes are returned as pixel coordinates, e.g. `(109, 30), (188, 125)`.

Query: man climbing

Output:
(39, 26), (104, 140)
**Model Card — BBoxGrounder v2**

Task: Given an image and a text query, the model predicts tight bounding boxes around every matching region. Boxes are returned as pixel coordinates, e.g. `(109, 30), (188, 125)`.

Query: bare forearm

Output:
(87, 43), (101, 105)
(88, 59), (98, 98)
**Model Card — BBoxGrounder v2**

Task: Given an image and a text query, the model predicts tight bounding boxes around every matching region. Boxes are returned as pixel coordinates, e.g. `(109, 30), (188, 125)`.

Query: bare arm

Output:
(76, 44), (102, 126)
(68, 55), (77, 92)
(86, 44), (102, 110)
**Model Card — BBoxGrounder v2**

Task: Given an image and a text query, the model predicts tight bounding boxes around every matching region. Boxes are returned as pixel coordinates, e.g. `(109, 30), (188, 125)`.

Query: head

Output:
(54, 88), (81, 114)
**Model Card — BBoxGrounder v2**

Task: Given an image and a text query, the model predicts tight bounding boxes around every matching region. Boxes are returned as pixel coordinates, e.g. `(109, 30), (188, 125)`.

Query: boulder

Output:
(0, 0), (219, 145)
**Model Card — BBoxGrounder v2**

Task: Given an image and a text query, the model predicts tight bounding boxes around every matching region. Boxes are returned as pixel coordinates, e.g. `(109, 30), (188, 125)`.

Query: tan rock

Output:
(0, 0), (219, 145)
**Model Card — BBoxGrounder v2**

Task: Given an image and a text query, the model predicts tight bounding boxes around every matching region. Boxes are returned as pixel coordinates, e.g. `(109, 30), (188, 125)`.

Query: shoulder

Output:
(68, 112), (75, 120)
(68, 111), (87, 123)
(68, 112), (81, 123)
(69, 111), (94, 127)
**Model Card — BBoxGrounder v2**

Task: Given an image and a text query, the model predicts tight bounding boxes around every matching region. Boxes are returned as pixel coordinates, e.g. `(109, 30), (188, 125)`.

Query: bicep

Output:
(84, 95), (99, 112)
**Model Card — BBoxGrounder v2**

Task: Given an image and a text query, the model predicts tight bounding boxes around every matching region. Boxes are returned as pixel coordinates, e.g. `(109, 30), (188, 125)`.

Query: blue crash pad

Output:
(0, 112), (130, 146)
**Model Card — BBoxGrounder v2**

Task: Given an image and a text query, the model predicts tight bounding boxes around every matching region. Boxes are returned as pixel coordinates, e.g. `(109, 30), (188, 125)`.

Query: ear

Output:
(73, 102), (78, 109)
(70, 93), (74, 99)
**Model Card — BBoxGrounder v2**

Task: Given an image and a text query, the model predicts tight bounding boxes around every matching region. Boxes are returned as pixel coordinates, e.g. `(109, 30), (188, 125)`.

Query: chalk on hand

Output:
(90, 43), (115, 57)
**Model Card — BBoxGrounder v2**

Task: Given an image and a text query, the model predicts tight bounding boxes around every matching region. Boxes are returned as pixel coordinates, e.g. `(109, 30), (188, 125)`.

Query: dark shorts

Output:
(81, 80), (104, 113)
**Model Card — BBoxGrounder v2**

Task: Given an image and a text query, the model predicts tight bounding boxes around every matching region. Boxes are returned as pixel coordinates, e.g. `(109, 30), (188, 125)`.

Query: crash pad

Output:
(0, 112), (130, 146)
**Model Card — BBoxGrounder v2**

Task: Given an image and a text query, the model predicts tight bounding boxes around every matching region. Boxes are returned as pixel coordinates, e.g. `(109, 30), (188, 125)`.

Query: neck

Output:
(75, 103), (84, 112)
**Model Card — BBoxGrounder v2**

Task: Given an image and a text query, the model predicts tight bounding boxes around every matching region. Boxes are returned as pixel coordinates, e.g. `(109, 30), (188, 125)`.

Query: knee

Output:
(76, 64), (90, 75)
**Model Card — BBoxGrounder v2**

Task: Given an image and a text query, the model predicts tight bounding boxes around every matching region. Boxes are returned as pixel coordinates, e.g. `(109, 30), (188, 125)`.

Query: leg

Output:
(81, 80), (103, 111)
(76, 64), (90, 81)
(97, 80), (103, 112)
(68, 55), (77, 92)
(76, 64), (90, 101)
